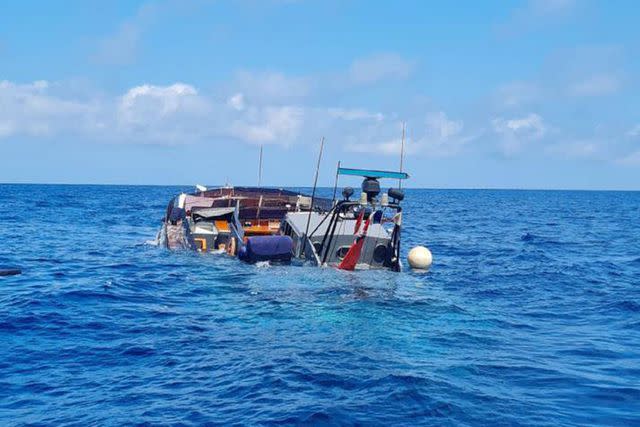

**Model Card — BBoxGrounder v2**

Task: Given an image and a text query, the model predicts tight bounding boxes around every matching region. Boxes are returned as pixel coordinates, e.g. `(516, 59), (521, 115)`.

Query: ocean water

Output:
(0, 184), (639, 426)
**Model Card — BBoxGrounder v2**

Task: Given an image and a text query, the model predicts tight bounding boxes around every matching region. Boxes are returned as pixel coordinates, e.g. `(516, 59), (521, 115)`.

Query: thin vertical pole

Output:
(303, 137), (325, 251)
(399, 122), (406, 189)
(332, 160), (341, 203)
(258, 145), (263, 187)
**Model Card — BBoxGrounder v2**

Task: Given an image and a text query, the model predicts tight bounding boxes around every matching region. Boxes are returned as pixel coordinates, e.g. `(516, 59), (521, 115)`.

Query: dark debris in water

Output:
(0, 267), (22, 276)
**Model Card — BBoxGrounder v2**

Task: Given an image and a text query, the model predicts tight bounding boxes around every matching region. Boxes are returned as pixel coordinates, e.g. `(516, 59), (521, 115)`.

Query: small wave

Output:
(301, 412), (333, 424)
(521, 232), (536, 241)
(120, 345), (156, 357)
(605, 300), (640, 313)
(520, 232), (566, 246)
(0, 321), (18, 332)
(62, 289), (122, 301)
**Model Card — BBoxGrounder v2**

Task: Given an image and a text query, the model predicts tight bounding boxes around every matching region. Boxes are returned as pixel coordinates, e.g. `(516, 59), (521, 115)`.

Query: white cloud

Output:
(116, 83), (304, 145)
(0, 80), (473, 157)
(346, 111), (473, 157)
(229, 106), (303, 145)
(492, 46), (624, 109)
(0, 79), (306, 146)
(232, 70), (310, 101)
(120, 83), (199, 112)
(545, 140), (599, 158)
(495, 81), (541, 107)
(0, 80), (98, 139)
(492, 113), (545, 138)
(347, 139), (407, 155)
(116, 83), (212, 143)
(492, 113), (546, 154)
(227, 93), (245, 111)
(545, 46), (625, 98)
(493, 113), (545, 138)
(498, 0), (576, 36)
(418, 112), (477, 157)
(327, 108), (383, 121)
(227, 53), (412, 106)
(617, 150), (640, 166)
(569, 74), (620, 97)
(425, 112), (463, 141)
(348, 53), (414, 85)
(626, 124), (640, 138)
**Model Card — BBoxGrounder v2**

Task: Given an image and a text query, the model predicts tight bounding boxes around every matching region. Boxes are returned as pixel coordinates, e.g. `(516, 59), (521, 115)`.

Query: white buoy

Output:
(408, 246), (432, 270)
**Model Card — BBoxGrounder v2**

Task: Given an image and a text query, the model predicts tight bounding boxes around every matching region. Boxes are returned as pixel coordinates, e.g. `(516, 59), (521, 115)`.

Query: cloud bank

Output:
(1, 76), (635, 166)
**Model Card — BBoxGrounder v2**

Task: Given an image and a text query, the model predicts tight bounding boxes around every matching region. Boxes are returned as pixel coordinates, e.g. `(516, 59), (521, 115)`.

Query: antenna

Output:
(258, 145), (263, 187)
(399, 122), (406, 190)
(332, 160), (341, 203)
(303, 137), (325, 250)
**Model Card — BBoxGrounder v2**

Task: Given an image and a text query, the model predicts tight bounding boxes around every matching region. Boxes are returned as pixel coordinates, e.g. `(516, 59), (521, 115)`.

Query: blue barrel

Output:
(239, 236), (293, 264)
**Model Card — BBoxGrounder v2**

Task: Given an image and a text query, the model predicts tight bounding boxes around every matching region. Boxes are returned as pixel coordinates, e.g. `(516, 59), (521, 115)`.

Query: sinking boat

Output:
(159, 167), (408, 272)
(158, 186), (331, 253)
(279, 168), (407, 271)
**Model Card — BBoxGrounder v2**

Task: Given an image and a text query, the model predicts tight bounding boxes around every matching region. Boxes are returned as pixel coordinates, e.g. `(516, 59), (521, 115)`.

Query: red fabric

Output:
(338, 213), (372, 271)
(353, 209), (364, 234)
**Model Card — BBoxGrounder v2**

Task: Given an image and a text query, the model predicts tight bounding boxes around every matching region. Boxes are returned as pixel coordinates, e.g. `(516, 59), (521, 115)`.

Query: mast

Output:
(332, 160), (341, 204)
(257, 145), (263, 187)
(303, 137), (325, 252)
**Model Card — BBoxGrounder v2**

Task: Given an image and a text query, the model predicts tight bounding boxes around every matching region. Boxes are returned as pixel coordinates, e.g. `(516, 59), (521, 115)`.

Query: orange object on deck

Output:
(193, 238), (207, 252)
(215, 220), (230, 232)
(242, 219), (280, 236)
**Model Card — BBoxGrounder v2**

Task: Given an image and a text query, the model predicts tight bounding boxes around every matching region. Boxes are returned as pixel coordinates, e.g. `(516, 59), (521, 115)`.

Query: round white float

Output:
(408, 246), (432, 270)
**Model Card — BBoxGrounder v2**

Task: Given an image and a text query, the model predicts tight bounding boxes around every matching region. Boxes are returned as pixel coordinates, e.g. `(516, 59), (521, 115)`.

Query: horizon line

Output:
(1, 181), (638, 192)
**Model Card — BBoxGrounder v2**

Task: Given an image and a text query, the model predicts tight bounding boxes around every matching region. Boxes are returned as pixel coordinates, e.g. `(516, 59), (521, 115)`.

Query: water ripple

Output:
(0, 185), (639, 425)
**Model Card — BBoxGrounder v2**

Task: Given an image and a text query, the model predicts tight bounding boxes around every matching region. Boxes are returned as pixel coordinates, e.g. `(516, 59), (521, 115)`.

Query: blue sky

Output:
(1, 0), (639, 189)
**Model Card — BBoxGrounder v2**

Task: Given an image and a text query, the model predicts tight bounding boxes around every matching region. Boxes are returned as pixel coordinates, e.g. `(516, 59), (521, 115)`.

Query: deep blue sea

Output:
(0, 184), (639, 426)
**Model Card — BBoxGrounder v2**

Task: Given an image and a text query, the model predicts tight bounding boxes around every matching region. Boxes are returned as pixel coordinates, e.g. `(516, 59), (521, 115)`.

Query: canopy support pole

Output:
(302, 137), (325, 256)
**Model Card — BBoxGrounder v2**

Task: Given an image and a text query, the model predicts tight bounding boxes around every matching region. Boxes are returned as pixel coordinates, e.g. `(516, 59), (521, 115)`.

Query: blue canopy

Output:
(338, 167), (409, 180)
